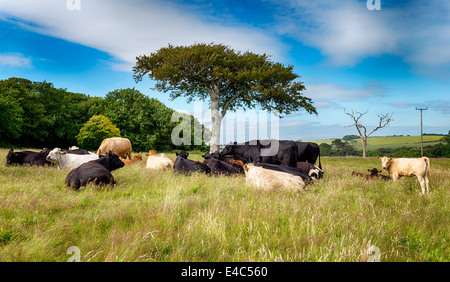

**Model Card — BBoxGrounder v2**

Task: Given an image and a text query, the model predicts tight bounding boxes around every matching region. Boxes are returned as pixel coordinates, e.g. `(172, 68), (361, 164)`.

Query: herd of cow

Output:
(5, 137), (432, 194)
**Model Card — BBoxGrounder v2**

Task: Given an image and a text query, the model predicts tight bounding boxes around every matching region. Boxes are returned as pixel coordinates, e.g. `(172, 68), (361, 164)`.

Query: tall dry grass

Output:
(0, 149), (448, 261)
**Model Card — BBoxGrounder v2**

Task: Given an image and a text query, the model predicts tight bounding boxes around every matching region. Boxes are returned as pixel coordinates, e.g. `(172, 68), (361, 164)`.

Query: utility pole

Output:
(415, 107), (428, 157)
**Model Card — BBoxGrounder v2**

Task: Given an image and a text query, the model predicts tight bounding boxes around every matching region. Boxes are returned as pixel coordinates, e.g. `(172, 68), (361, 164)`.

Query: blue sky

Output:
(0, 0), (449, 142)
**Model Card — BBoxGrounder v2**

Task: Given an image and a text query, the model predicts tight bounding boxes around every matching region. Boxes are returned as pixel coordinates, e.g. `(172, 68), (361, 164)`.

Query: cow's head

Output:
(309, 166), (324, 180)
(146, 150), (158, 157)
(46, 148), (65, 162)
(368, 168), (382, 175)
(377, 157), (392, 170)
(203, 151), (220, 159)
(220, 143), (236, 156)
(176, 150), (189, 159)
(107, 151), (125, 170)
(5, 149), (15, 166)
(132, 155), (142, 161)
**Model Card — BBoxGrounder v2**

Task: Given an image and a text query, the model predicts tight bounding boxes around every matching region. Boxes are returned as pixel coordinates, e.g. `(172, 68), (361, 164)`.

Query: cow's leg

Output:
(424, 174), (430, 193)
(417, 175), (426, 195)
(391, 172), (399, 181)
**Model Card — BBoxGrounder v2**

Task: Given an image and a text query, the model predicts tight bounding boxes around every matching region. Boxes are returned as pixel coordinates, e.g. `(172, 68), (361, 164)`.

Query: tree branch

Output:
(367, 113), (393, 137)
(220, 90), (245, 119)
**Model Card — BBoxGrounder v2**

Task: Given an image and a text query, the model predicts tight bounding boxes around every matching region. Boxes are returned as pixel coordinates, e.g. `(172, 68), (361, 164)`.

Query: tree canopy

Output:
(0, 77), (206, 152)
(76, 115), (121, 151)
(133, 43), (317, 152)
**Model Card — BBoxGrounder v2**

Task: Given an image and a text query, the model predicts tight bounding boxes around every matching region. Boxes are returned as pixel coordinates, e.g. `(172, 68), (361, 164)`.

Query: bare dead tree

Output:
(345, 110), (393, 157)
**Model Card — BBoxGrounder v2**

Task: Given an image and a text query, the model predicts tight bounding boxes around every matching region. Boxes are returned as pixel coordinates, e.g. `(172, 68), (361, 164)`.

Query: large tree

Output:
(133, 43), (317, 152)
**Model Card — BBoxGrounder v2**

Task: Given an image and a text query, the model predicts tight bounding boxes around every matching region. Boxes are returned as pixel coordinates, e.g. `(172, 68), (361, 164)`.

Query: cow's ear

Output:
(233, 142), (237, 146)
(389, 157), (393, 161)
(176, 152), (179, 156)
(146, 153), (149, 156)
(186, 152), (189, 157)
(61, 151), (67, 155)
(377, 157), (381, 160)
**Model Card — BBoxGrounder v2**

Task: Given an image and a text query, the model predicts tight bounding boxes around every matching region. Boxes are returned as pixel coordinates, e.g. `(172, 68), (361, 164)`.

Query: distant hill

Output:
(303, 135), (443, 151)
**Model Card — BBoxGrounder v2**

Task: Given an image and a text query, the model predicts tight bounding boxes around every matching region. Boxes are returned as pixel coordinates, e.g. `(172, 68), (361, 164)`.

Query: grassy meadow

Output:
(305, 135), (443, 151)
(0, 148), (449, 262)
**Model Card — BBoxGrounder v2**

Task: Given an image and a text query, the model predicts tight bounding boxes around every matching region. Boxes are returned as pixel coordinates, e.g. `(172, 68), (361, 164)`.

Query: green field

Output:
(0, 149), (449, 262)
(305, 135), (443, 151)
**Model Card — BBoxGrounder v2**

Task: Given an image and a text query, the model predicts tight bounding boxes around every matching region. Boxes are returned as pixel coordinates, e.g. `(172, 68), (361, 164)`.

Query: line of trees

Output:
(0, 77), (209, 152)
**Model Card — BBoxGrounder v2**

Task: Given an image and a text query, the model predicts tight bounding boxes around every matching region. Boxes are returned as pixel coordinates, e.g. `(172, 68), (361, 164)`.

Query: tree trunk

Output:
(362, 137), (367, 158)
(209, 86), (221, 153)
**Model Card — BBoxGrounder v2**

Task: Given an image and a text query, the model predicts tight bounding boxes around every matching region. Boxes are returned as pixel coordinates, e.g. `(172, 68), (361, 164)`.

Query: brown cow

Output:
(97, 137), (132, 159)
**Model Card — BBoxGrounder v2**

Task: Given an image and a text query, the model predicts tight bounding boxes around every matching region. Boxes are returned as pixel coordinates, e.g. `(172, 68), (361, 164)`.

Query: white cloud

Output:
(0, 0), (284, 71)
(0, 52), (31, 67)
(274, 0), (450, 74)
(305, 80), (387, 101)
(275, 0), (399, 66)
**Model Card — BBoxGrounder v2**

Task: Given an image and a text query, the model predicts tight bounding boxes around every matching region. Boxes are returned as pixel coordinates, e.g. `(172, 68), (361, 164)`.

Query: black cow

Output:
(174, 150), (210, 174)
(202, 153), (244, 176)
(295, 142), (322, 169)
(254, 162), (313, 184)
(203, 151), (245, 167)
(367, 168), (391, 180)
(220, 140), (298, 167)
(65, 151), (124, 190)
(6, 148), (54, 166)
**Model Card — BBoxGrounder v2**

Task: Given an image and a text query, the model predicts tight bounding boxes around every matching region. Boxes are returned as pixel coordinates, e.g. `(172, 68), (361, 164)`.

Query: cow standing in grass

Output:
(378, 157), (431, 194)
(96, 137), (132, 160)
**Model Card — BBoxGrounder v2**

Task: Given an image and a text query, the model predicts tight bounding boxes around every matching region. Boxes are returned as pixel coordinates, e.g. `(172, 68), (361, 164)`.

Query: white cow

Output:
(46, 148), (99, 170)
(146, 150), (174, 170)
(243, 163), (305, 192)
(378, 156), (431, 194)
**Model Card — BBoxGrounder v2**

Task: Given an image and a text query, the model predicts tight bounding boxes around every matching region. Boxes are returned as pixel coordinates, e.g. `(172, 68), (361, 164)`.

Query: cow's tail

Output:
(423, 157), (431, 180)
(318, 150), (322, 170)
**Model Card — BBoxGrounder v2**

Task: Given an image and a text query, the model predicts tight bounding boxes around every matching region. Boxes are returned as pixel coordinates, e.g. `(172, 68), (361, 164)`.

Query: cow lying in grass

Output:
(65, 151), (124, 190)
(47, 148), (99, 170)
(351, 168), (391, 181)
(6, 148), (54, 167)
(297, 162), (324, 180)
(244, 163), (306, 192)
(378, 157), (431, 194)
(146, 150), (174, 170)
(174, 150), (210, 174)
(202, 152), (244, 176)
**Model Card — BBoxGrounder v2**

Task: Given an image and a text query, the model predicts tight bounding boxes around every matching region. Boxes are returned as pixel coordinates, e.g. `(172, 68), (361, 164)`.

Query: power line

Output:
(415, 107), (428, 157)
